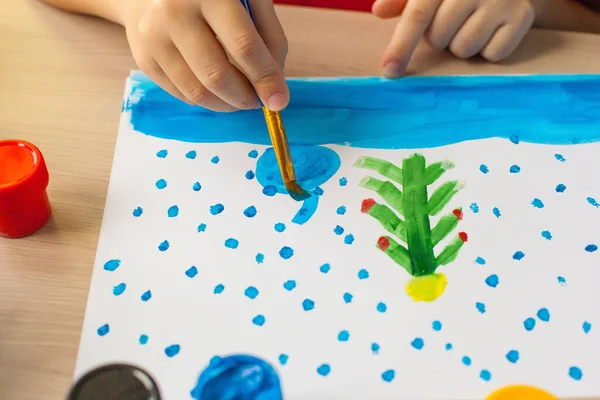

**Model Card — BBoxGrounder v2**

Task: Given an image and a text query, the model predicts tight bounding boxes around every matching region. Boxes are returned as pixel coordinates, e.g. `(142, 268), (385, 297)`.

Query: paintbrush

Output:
(239, 0), (310, 202)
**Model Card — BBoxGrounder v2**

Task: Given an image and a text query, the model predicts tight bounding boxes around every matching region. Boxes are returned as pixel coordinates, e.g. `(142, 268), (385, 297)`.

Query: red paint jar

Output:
(0, 139), (52, 238)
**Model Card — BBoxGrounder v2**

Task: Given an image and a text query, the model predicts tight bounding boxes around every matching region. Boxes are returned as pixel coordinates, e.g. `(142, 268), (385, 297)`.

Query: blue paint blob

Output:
(470, 203), (479, 213)
(317, 364), (331, 377)
(256, 253), (264, 264)
(531, 198), (545, 208)
(445, 343), (453, 351)
(211, 156), (220, 164)
(133, 207), (143, 217)
(167, 205), (179, 218)
(313, 187), (324, 196)
(371, 343), (380, 353)
(302, 299), (315, 311)
(338, 330), (350, 342)
(156, 149), (168, 158)
(165, 344), (180, 357)
(506, 350), (520, 363)
(509, 165), (521, 173)
(377, 302), (387, 313)
(558, 276), (567, 285)
(344, 234), (355, 244)
(334, 225), (344, 235)
(320, 263), (331, 274)
(524, 317), (536, 331)
(358, 269), (369, 280)
(475, 257), (486, 265)
(411, 338), (424, 350)
(513, 251), (525, 260)
(104, 259), (121, 271)
(381, 370), (395, 383)
(248, 150), (259, 158)
(432, 320), (442, 331)
(585, 244), (598, 252)
(244, 286), (259, 299)
(476, 302), (486, 314)
(139, 334), (148, 345)
(555, 153), (566, 162)
(556, 184), (566, 193)
(587, 197), (600, 208)
(274, 223), (286, 232)
(245, 170), (255, 180)
(493, 207), (501, 218)
(279, 246), (294, 259)
(462, 356), (472, 366)
(569, 366), (583, 381)
(479, 164), (489, 174)
(339, 177), (348, 186)
(485, 274), (499, 288)
(279, 354), (289, 365)
(186, 150), (197, 159)
(158, 240), (170, 251)
(336, 206), (346, 215)
(155, 179), (167, 190)
(113, 283), (126, 296)
(97, 324), (110, 336)
(509, 135), (520, 144)
(197, 223), (207, 233)
(185, 266), (198, 278)
(243, 205), (257, 218)
(210, 204), (224, 215)
(292, 196), (319, 225)
(193, 182), (202, 191)
(253, 315), (266, 326)
(480, 370), (492, 381)
(283, 280), (296, 291)
(542, 230), (553, 240)
(537, 307), (551, 322)
(583, 321), (592, 334)
(214, 284), (225, 294)
(224, 238), (239, 249)
(262, 185), (277, 196)
(343, 292), (353, 303)
(141, 290), (152, 302)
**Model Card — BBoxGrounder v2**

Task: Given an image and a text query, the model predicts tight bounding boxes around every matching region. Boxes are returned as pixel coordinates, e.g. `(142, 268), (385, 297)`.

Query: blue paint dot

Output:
(278, 354), (289, 365)
(358, 269), (369, 280)
(139, 334), (148, 345)
(274, 223), (286, 232)
(371, 343), (380, 353)
(97, 324), (110, 336)
(317, 364), (330, 376)
(432, 320), (442, 331)
(555, 184), (566, 193)
(585, 244), (598, 252)
(158, 240), (170, 251)
(313, 187), (324, 196)
(381, 370), (395, 382)
(302, 299), (315, 311)
(479, 164), (489, 174)
(113, 283), (126, 296)
(248, 150), (259, 158)
(555, 153), (566, 162)
(506, 350), (519, 363)
(320, 263), (331, 274)
(462, 356), (472, 366)
(156, 149), (168, 158)
(214, 284), (225, 294)
(524, 317), (536, 331)
(224, 238), (239, 249)
(377, 302), (387, 313)
(344, 234), (355, 244)
(262, 185), (277, 196)
(167, 205), (179, 218)
(569, 366), (582, 381)
(587, 197), (599, 208)
(537, 307), (551, 322)
(283, 280), (296, 291)
(255, 253), (264, 264)
(245, 170), (255, 180)
(343, 292), (353, 303)
(558, 276), (567, 285)
(531, 198), (545, 208)
(243, 205), (257, 218)
(165, 344), (180, 357)
(470, 203), (479, 213)
(197, 223), (207, 233)
(476, 302), (486, 314)
(104, 259), (121, 271)
(244, 286), (259, 299)
(480, 370), (492, 381)
(411, 338), (424, 350)
(339, 177), (348, 186)
(475, 257), (486, 265)
(210, 203), (224, 215)
(509, 135), (520, 144)
(185, 266), (198, 278)
(485, 274), (499, 288)
(141, 290), (152, 302)
(186, 150), (197, 159)
(583, 321), (592, 334)
(338, 330), (350, 342)
(155, 179), (167, 189)
(513, 251), (525, 260)
(542, 230), (553, 240)
(211, 156), (220, 164)
(445, 343), (453, 351)
(509, 165), (521, 173)
(334, 225), (344, 235)
(132, 207), (143, 217)
(192, 182), (202, 191)
(279, 246), (294, 259)
(493, 207), (501, 218)
(336, 206), (346, 215)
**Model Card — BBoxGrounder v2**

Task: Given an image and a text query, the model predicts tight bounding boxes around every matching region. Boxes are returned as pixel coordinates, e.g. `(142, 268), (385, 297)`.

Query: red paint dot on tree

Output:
(361, 198), (376, 213)
(453, 209), (463, 220)
(459, 232), (468, 242)
(377, 236), (390, 251)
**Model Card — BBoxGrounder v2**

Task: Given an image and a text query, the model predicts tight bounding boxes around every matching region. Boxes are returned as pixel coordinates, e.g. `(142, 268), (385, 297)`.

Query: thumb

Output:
(372, 0), (409, 19)
(248, 0), (289, 70)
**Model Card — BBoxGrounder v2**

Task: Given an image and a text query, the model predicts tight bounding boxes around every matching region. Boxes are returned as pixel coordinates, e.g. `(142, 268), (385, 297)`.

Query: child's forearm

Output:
(39, 0), (124, 25)
(534, 0), (600, 33)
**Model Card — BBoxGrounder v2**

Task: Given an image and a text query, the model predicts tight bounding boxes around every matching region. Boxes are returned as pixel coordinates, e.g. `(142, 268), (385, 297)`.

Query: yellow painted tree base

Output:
(405, 273), (447, 302)
(486, 385), (558, 400)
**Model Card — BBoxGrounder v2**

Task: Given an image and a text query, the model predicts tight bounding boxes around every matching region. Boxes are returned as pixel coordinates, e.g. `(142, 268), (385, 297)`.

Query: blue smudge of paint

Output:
(569, 366), (583, 380)
(139, 334), (148, 345)
(343, 292), (353, 303)
(248, 150), (259, 158)
(283, 280), (296, 291)
(542, 230), (553, 240)
(555, 153), (566, 162)
(155, 179), (167, 189)
(245, 286), (259, 299)
(113, 283), (126, 296)
(104, 259), (121, 271)
(587, 197), (600, 207)
(210, 203), (224, 215)
(462, 356), (472, 366)
(509, 135), (520, 144)
(445, 343), (453, 351)
(475, 257), (486, 265)
(256, 253), (264, 264)
(470, 203), (479, 213)
(480, 370), (492, 381)
(262, 185), (277, 196)
(358, 269), (369, 279)
(558, 276), (566, 285)
(334, 225), (344, 235)
(537, 307), (551, 322)
(320, 263), (331, 274)
(313, 187), (324, 196)
(279, 246), (294, 259)
(476, 302), (486, 314)
(224, 238), (239, 249)
(156, 149), (168, 158)
(186, 150), (197, 159)
(432, 320), (442, 331)
(245, 170), (255, 180)
(214, 284), (225, 294)
(279, 354), (288, 365)
(585, 244), (598, 252)
(211, 156), (219, 164)
(97, 324), (109, 336)
(339, 177), (348, 186)
(479, 164), (489, 174)
(377, 302), (387, 313)
(317, 364), (330, 377)
(506, 350), (519, 363)
(243, 205), (257, 218)
(493, 207), (501, 218)
(381, 370), (395, 382)
(274, 223), (286, 232)
(411, 338), (424, 350)
(344, 234), (355, 244)
(192, 182), (202, 191)
(167, 205), (179, 217)
(336, 206), (346, 215)
(158, 240), (170, 251)
(302, 299), (315, 311)
(197, 223), (207, 233)
(583, 321), (592, 334)
(133, 207), (143, 217)
(338, 330), (350, 342)
(371, 343), (380, 353)
(252, 314), (265, 326)
(531, 198), (545, 208)
(524, 317), (536, 331)
(186, 266), (198, 278)
(513, 251), (525, 260)
(292, 195), (319, 225)
(165, 344), (180, 357)
(509, 165), (521, 173)
(141, 290), (152, 302)
(485, 274), (499, 288)
(555, 184), (566, 193)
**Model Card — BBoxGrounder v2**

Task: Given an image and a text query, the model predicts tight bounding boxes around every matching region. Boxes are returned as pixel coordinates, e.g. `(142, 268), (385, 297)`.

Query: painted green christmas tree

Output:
(354, 153), (467, 302)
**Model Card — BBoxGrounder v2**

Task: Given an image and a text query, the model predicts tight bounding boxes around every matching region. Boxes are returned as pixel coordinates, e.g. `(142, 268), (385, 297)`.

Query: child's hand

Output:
(373, 0), (541, 77)
(122, 0), (289, 111)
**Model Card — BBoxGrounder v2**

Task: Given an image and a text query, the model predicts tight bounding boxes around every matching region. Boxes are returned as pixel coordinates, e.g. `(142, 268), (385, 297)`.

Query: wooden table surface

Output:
(1, 1), (599, 399)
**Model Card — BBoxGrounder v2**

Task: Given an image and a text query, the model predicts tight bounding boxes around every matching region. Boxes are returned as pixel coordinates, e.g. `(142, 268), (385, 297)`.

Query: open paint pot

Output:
(67, 364), (162, 400)
(0, 139), (52, 238)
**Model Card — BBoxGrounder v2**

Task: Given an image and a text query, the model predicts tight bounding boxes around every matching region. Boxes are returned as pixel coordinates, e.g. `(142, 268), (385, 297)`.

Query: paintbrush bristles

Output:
(285, 180), (311, 202)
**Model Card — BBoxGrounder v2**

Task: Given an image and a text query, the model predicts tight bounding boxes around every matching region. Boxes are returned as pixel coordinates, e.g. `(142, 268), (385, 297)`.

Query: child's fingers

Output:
(426, 0), (477, 50)
(248, 0), (289, 70)
(137, 58), (194, 106)
(481, 18), (533, 62)
(372, 0), (408, 19)
(382, 0), (443, 78)
(448, 10), (502, 59)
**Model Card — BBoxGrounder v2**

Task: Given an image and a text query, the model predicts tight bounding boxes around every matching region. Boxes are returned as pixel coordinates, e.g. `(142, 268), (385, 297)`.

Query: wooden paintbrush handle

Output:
(262, 107), (296, 183)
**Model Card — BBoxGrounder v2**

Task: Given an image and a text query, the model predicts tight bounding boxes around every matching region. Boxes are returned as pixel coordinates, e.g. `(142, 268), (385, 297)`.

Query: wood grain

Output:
(0, 1), (598, 399)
